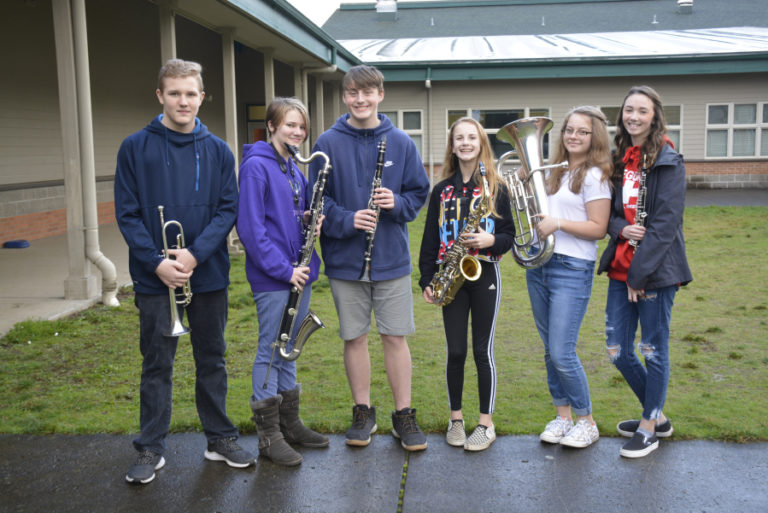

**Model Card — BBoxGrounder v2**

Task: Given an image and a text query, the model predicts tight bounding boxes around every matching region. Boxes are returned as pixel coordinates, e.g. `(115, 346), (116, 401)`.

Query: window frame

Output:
(705, 102), (767, 159)
(380, 109), (424, 156)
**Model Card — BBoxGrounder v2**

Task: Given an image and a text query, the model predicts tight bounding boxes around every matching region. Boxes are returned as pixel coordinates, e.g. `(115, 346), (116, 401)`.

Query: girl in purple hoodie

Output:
(237, 97), (328, 466)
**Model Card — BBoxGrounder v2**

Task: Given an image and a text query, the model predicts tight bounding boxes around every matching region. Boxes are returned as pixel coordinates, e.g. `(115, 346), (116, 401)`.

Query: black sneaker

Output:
(391, 408), (427, 451)
(619, 431), (659, 458)
(204, 436), (255, 468)
(346, 404), (377, 446)
(125, 450), (165, 484)
(617, 419), (674, 438)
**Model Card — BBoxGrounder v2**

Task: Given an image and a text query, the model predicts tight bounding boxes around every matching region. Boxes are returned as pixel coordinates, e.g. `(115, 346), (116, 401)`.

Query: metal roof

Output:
(323, 1), (768, 79)
(338, 27), (768, 64)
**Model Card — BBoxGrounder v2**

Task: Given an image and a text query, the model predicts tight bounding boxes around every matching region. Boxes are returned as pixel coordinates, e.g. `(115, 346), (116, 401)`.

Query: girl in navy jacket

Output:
(597, 85), (693, 459)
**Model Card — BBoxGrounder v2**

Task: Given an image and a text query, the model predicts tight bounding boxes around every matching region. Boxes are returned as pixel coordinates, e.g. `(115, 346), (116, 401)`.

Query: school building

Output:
(1, 0), (766, 301)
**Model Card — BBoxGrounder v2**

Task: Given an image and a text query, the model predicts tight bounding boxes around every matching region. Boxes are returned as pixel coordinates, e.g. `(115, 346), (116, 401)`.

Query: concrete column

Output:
(157, 0), (176, 63)
(51, 0), (95, 299)
(221, 28), (242, 254)
(221, 28), (239, 167)
(313, 78), (324, 148)
(263, 48), (275, 105)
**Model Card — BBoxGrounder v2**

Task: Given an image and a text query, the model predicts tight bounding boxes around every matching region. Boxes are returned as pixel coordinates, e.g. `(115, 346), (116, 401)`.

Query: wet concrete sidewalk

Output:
(1, 433), (767, 512)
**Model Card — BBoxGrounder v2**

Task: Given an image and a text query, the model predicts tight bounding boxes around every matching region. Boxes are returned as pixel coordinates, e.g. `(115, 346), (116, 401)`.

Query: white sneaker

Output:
(539, 416), (574, 444)
(464, 424), (496, 451)
(560, 419), (600, 448)
(446, 419), (466, 447)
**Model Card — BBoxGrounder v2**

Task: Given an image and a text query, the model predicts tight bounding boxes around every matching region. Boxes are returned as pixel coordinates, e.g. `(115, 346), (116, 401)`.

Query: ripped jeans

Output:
(605, 279), (678, 421)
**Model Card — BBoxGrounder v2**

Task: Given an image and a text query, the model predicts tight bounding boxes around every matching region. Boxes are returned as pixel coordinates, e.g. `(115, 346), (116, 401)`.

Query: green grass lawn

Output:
(1, 205), (766, 441)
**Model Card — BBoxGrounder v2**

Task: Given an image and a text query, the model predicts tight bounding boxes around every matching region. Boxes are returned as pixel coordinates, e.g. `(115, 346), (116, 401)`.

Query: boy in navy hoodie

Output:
(309, 65), (430, 451)
(115, 59), (254, 484)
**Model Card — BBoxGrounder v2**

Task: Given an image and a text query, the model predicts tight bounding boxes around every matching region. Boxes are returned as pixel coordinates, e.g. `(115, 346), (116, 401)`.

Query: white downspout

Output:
(425, 68), (434, 188)
(72, 0), (119, 306)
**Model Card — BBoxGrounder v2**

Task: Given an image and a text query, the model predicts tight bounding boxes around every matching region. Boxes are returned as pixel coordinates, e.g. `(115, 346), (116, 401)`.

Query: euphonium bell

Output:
(497, 117), (568, 269)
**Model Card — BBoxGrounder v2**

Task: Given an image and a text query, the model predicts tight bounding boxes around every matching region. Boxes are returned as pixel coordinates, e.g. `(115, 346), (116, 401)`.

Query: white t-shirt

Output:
(548, 166), (611, 261)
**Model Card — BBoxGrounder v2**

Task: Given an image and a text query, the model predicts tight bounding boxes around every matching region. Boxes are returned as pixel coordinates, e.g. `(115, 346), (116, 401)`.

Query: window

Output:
(381, 110), (423, 156)
(706, 103), (768, 158)
(447, 107), (550, 159)
(600, 105), (682, 152)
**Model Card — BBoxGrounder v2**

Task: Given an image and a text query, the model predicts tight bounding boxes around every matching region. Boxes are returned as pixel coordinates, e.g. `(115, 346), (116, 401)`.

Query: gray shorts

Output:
(329, 275), (416, 341)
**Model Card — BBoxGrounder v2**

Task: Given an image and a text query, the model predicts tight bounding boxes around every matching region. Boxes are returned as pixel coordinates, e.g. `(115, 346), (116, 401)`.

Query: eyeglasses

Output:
(564, 127), (592, 137)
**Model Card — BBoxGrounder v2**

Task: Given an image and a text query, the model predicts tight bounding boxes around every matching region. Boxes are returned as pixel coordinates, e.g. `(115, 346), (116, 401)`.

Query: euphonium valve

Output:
(497, 117), (568, 269)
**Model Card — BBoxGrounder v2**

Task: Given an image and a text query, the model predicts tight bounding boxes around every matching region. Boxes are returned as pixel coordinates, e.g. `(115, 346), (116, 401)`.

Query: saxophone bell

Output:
(279, 309), (325, 361)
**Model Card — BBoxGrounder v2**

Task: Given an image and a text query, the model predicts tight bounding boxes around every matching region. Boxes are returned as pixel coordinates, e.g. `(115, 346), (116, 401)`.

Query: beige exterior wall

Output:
(382, 74), (768, 187)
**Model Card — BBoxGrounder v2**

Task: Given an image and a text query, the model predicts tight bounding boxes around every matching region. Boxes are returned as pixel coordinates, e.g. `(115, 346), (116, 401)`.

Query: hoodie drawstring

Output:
(193, 132), (200, 192)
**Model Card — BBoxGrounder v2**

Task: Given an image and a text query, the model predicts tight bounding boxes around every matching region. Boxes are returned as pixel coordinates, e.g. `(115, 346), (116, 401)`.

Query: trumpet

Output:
(158, 205), (192, 337)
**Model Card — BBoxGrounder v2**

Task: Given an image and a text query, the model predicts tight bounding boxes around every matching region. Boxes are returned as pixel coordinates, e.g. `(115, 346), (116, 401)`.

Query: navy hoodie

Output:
(114, 115), (237, 295)
(308, 114), (429, 281)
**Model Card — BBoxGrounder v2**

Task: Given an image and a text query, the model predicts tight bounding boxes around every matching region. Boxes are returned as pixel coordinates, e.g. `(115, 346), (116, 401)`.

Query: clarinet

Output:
(359, 135), (387, 282)
(629, 154), (648, 249)
(263, 143), (330, 388)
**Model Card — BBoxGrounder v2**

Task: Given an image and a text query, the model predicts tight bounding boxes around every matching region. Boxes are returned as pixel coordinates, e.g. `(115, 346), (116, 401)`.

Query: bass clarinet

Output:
(263, 143), (330, 388)
(359, 135), (387, 282)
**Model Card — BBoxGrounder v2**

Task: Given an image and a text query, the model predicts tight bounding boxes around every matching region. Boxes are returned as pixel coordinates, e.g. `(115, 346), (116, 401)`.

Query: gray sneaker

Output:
(391, 408), (427, 451)
(346, 404), (377, 446)
(125, 450), (165, 484)
(446, 419), (466, 447)
(204, 436), (255, 468)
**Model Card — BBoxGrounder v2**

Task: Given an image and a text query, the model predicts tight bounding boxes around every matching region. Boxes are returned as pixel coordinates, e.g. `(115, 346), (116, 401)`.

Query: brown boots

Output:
(279, 385), (330, 448)
(250, 385), (328, 467)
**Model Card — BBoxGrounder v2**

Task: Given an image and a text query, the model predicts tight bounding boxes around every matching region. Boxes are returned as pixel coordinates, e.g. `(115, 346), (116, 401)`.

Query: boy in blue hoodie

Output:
(309, 65), (430, 451)
(115, 59), (254, 484)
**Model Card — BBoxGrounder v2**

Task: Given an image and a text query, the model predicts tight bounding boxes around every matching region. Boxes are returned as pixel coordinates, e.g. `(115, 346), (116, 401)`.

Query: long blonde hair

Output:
(549, 106), (612, 194)
(442, 117), (505, 217)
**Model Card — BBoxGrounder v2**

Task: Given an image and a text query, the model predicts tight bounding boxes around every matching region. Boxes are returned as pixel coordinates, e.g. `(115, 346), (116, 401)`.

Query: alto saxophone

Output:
(263, 143), (330, 388)
(359, 135), (387, 281)
(429, 162), (492, 307)
(629, 154), (648, 249)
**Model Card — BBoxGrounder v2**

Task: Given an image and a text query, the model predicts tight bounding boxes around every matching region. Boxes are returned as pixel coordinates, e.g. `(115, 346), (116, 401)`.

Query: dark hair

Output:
(157, 59), (203, 92)
(613, 85), (667, 175)
(549, 106), (612, 194)
(342, 65), (385, 92)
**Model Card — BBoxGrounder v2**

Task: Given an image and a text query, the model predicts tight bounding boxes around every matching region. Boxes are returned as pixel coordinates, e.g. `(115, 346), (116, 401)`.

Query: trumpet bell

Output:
(164, 314), (190, 338)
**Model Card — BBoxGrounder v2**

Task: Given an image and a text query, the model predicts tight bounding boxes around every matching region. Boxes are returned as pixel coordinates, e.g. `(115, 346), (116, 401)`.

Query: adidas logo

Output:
(488, 283), (496, 291)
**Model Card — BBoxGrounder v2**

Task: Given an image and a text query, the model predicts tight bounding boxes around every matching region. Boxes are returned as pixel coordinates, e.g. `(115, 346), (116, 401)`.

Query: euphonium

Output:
(429, 162), (492, 307)
(497, 117), (568, 269)
(158, 205), (192, 337)
(359, 135), (387, 282)
(263, 144), (330, 387)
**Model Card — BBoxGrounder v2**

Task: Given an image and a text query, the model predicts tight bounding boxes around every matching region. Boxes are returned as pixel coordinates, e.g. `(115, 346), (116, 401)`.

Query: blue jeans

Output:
(605, 279), (678, 421)
(251, 285), (313, 401)
(133, 290), (238, 455)
(526, 254), (595, 416)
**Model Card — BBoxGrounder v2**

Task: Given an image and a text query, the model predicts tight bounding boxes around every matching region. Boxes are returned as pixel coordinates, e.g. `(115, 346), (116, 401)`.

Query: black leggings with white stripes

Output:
(441, 260), (501, 415)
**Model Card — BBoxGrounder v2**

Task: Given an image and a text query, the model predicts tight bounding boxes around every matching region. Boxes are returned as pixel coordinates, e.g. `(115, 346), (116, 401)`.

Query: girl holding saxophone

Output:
(237, 97), (328, 466)
(527, 106), (612, 449)
(598, 86), (692, 458)
(418, 117), (515, 451)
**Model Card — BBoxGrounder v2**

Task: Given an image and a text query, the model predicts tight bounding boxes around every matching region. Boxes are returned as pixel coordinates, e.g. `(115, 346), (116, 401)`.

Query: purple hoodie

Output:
(237, 141), (320, 293)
